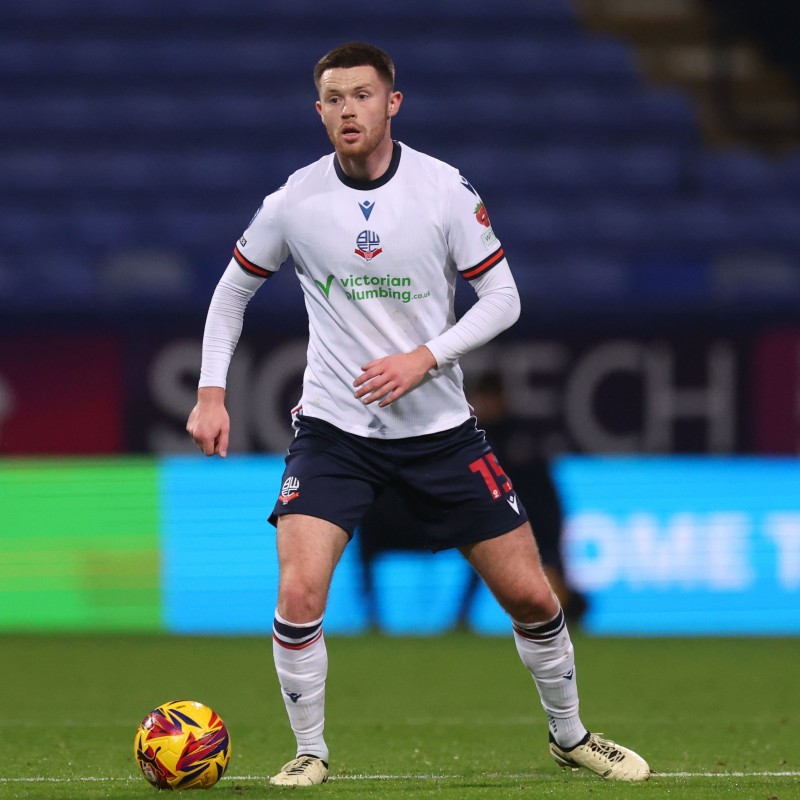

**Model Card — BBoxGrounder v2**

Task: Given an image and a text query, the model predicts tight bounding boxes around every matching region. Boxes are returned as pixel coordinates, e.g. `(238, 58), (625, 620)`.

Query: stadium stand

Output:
(1, 0), (798, 318)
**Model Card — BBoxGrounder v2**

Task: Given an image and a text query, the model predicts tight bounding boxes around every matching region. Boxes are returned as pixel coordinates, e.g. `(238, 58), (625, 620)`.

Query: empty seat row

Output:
(3, 0), (578, 28)
(0, 86), (695, 153)
(0, 34), (635, 83)
(15, 140), (794, 199)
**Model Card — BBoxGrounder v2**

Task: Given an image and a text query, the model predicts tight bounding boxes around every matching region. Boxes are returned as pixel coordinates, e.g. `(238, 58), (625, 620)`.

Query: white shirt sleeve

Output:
(198, 260), (266, 388)
(424, 258), (521, 368)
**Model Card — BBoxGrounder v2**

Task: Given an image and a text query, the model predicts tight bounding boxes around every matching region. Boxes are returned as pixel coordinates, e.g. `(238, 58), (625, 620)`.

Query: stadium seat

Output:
(692, 149), (784, 196)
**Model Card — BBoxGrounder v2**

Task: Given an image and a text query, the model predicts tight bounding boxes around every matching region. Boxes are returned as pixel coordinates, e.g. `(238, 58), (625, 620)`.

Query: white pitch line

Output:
(2, 771), (799, 783)
(328, 771), (800, 780)
(656, 771), (800, 778)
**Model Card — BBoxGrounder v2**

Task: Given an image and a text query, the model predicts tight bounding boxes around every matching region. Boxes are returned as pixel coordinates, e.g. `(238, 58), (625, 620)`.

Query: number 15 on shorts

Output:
(469, 453), (512, 500)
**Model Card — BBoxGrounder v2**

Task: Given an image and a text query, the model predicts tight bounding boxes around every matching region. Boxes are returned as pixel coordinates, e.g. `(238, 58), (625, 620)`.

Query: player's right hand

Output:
(186, 386), (230, 457)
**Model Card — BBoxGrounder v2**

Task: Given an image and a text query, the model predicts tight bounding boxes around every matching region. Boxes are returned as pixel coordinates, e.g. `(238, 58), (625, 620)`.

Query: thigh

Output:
(459, 522), (559, 623)
(276, 513), (350, 622)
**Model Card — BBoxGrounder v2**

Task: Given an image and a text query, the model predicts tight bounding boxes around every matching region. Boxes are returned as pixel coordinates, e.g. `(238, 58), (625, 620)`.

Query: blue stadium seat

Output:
(693, 150), (783, 196)
(650, 200), (739, 247)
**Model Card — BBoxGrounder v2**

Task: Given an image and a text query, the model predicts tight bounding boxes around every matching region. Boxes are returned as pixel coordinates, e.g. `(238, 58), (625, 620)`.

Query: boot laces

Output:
(286, 756), (320, 774)
(587, 734), (626, 764)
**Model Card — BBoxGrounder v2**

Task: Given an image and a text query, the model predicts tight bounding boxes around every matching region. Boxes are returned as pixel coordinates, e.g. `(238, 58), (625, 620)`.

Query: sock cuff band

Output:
(512, 607), (565, 641)
(273, 611), (324, 649)
(274, 609), (324, 629)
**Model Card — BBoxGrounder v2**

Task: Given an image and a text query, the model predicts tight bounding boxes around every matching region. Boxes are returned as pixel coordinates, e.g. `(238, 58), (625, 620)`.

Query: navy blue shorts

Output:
(269, 415), (529, 552)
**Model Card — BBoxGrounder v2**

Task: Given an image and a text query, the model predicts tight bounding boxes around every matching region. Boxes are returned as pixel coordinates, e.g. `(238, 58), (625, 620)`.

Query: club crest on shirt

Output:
(355, 230), (383, 261)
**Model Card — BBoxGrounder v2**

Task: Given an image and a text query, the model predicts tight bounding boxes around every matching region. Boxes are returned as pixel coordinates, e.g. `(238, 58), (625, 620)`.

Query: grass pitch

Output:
(0, 633), (797, 799)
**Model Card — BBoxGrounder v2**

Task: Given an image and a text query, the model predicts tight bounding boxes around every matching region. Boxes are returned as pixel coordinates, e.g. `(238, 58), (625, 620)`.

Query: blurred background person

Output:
(357, 370), (588, 631)
(461, 370), (588, 625)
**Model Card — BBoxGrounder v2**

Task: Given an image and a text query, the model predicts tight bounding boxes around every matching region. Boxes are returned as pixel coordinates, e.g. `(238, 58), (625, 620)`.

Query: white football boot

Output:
(269, 755), (329, 786)
(549, 732), (650, 781)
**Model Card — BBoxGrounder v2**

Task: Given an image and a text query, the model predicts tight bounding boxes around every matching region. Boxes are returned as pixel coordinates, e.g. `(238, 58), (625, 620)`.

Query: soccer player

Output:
(187, 42), (650, 786)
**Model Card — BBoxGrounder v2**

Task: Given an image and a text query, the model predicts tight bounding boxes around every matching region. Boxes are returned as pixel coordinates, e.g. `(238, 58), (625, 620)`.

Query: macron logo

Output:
(507, 494), (520, 514)
(359, 200), (375, 220)
(284, 690), (302, 704)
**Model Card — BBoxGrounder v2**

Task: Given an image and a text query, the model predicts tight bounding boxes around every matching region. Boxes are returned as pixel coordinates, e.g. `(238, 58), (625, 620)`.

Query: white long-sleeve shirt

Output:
(200, 141), (521, 438)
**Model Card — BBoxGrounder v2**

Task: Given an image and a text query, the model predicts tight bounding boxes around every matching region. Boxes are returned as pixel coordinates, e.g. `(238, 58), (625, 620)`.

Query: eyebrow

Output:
(321, 82), (375, 96)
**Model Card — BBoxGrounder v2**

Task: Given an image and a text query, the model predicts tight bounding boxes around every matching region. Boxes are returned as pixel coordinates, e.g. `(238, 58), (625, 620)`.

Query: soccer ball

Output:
(134, 700), (231, 790)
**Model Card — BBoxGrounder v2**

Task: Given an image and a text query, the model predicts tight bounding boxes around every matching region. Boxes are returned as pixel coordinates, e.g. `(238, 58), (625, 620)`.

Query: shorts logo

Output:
(280, 476), (300, 505)
(507, 493), (519, 514)
(355, 230), (382, 261)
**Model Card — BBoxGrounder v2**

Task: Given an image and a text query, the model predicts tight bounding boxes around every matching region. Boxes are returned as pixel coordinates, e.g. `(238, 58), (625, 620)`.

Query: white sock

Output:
(513, 607), (588, 749)
(272, 610), (329, 763)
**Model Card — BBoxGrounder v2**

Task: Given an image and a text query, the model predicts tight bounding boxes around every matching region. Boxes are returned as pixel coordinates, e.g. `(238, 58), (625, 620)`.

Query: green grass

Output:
(0, 633), (798, 799)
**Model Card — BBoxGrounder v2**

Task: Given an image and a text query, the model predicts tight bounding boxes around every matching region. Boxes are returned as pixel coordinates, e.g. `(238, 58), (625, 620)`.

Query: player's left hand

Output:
(354, 345), (437, 407)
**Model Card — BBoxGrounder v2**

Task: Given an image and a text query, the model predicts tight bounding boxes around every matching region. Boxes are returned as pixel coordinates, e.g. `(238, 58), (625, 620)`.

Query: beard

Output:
(329, 119), (389, 160)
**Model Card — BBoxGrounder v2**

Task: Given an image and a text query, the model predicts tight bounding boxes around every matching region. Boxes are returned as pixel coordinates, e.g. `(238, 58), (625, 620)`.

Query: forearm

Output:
(425, 260), (521, 368)
(198, 260), (264, 388)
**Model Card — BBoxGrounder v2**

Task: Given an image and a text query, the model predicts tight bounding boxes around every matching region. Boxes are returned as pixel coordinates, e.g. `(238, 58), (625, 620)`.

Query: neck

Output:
(336, 134), (394, 182)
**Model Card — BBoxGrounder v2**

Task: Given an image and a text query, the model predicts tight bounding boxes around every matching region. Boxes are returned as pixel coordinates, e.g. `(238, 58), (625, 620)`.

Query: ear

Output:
(387, 90), (403, 118)
(315, 99), (324, 120)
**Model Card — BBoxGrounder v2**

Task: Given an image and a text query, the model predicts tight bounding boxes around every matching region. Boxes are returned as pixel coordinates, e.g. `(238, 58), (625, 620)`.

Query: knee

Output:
(503, 583), (560, 625)
(277, 580), (327, 623)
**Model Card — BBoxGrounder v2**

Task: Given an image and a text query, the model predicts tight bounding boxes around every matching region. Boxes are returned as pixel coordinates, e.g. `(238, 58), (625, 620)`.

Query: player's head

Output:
(314, 42), (402, 169)
(313, 42), (395, 93)
(470, 371), (509, 422)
